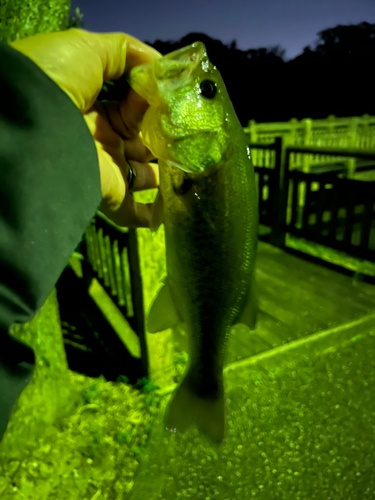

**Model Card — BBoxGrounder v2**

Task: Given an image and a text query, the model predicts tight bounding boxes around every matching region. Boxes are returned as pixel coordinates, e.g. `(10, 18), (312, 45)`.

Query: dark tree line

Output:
(144, 23), (375, 125)
(69, 11), (374, 125)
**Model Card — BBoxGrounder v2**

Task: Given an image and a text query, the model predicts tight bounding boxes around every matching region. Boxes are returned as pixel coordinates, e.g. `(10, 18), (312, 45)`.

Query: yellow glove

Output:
(10, 28), (161, 228)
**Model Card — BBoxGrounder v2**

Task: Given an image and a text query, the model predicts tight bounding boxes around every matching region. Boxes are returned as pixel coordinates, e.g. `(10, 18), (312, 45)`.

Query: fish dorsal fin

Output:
(234, 272), (258, 331)
(150, 190), (164, 233)
(146, 275), (182, 333)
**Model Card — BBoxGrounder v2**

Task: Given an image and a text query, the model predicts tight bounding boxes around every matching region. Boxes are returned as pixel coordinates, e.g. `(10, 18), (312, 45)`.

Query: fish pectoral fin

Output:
(146, 276), (183, 333)
(235, 272), (258, 331)
(150, 190), (164, 233)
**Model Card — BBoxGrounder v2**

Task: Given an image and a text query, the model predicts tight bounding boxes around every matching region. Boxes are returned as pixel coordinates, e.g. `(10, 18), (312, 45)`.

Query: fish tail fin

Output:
(164, 371), (225, 446)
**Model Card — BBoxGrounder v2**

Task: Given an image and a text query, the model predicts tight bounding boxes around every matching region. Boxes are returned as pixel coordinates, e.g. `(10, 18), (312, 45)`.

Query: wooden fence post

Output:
(302, 118), (312, 172)
(268, 137), (282, 247)
(347, 117), (359, 177)
(127, 229), (149, 379)
(248, 119), (258, 164)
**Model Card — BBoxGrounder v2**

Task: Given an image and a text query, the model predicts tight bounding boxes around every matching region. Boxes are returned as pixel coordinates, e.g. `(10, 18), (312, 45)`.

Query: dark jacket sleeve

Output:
(0, 43), (102, 439)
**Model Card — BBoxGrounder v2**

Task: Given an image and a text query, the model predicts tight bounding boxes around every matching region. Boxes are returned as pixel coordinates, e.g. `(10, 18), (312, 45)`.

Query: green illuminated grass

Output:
(0, 372), (161, 500)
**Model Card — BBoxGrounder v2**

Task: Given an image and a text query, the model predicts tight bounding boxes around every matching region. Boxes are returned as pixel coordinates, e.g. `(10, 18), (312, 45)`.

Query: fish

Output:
(128, 42), (258, 446)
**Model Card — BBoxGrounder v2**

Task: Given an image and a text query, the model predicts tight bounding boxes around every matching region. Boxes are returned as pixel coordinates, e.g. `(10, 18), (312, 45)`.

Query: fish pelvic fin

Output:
(164, 371), (226, 447)
(146, 276), (182, 333)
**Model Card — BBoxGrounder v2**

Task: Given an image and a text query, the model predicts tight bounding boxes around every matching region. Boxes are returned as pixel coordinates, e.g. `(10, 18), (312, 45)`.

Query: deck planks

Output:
(227, 241), (375, 364)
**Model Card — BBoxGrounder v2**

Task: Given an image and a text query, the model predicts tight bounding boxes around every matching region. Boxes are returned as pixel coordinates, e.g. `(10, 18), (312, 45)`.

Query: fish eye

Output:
(199, 79), (217, 99)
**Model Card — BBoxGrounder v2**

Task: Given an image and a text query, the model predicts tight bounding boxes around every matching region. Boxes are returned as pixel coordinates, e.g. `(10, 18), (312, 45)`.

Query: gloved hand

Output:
(10, 28), (161, 228)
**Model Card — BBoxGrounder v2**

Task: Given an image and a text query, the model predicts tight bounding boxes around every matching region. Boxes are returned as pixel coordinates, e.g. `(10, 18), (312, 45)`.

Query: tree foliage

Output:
(66, 6), (85, 29)
(0, 0), (70, 44)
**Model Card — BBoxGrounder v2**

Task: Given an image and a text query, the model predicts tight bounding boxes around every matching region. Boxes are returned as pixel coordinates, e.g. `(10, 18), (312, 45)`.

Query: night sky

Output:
(70, 0), (375, 61)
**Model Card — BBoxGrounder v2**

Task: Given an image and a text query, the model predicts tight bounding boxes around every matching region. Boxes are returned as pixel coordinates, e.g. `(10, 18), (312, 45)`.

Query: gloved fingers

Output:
(88, 30), (161, 82)
(101, 99), (154, 159)
(123, 160), (159, 193)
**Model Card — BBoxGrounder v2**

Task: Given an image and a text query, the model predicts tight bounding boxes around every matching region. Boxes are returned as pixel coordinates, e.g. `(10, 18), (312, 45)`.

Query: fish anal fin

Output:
(146, 276), (182, 333)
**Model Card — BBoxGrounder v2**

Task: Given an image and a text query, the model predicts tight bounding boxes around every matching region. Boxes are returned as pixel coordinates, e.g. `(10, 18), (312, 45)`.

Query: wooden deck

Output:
(227, 240), (375, 364)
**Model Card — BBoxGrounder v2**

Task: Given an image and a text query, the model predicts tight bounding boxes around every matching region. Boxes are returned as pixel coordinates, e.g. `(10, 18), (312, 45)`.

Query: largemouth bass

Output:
(128, 42), (258, 446)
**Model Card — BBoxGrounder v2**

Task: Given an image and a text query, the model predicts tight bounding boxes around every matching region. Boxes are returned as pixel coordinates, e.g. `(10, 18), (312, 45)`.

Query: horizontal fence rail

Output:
(244, 114), (375, 172)
(250, 139), (375, 263)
